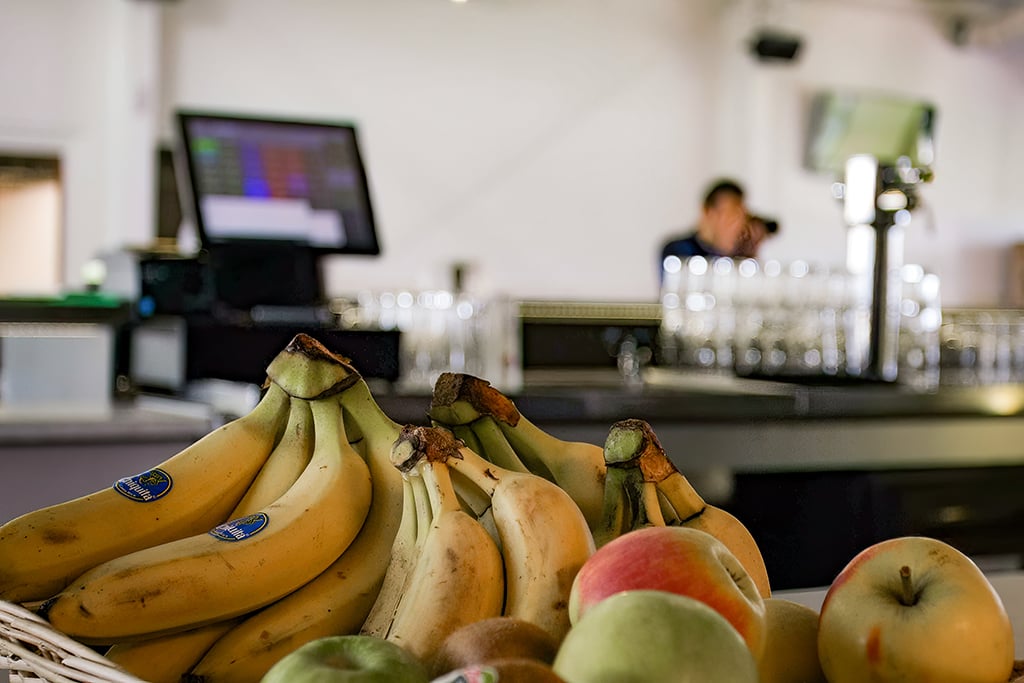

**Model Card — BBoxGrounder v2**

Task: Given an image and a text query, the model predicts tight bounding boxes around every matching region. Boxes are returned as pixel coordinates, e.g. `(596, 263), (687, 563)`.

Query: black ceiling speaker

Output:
(750, 30), (803, 62)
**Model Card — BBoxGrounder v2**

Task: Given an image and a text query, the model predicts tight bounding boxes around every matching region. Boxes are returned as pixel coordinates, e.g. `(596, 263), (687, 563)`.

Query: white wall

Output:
(0, 0), (161, 291)
(158, 0), (1024, 305)
(3, 0), (1022, 304)
(160, 0), (719, 300)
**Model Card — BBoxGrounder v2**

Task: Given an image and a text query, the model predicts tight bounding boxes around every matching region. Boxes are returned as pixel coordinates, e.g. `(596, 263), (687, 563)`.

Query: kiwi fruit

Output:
(430, 616), (560, 677)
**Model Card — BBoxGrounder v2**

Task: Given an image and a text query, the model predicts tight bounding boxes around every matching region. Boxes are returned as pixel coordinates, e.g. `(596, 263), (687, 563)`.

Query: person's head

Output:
(698, 179), (747, 256)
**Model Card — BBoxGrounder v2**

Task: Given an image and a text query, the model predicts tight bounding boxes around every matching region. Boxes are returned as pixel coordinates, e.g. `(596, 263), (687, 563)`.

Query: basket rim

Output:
(0, 601), (145, 683)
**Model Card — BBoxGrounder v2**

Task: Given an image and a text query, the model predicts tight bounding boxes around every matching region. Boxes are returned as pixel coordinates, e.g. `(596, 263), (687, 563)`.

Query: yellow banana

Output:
(0, 381), (290, 603)
(384, 427), (505, 667)
(188, 378), (407, 683)
(104, 618), (242, 683)
(228, 397), (314, 518)
(358, 463), (430, 639)
(446, 425), (522, 542)
(603, 418), (771, 598)
(429, 372), (606, 531)
(41, 396), (373, 643)
(447, 435), (594, 644)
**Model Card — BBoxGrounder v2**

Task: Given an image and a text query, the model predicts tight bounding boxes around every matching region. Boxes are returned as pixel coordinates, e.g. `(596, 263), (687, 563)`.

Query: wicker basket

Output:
(3, 598), (1024, 683)
(0, 601), (145, 683)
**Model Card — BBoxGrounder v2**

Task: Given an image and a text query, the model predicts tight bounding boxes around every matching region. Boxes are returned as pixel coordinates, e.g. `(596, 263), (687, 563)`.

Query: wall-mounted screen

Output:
(176, 111), (381, 255)
(804, 91), (936, 175)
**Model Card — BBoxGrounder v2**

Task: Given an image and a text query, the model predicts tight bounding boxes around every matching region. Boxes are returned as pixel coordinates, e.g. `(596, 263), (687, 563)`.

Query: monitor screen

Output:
(804, 91), (936, 175)
(176, 111), (381, 255)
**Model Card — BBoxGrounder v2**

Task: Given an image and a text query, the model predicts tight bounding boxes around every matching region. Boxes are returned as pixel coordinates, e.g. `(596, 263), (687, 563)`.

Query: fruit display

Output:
(0, 333), (1022, 682)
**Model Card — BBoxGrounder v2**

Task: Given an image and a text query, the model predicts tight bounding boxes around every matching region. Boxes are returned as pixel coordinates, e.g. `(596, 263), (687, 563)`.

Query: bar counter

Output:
(375, 368), (1024, 473)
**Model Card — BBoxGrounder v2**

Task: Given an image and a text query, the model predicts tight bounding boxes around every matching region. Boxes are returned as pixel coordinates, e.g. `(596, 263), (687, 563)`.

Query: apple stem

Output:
(899, 565), (916, 606)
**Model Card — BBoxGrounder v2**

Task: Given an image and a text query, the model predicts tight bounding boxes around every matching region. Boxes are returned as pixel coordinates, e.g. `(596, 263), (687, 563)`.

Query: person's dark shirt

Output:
(660, 231), (722, 266)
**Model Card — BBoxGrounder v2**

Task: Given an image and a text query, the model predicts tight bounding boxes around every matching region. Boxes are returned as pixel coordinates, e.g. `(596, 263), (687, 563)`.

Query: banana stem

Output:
(447, 448), (501, 498)
(451, 424), (486, 455)
(899, 565), (917, 606)
(410, 473), (434, 543)
(419, 462), (444, 520)
(637, 480), (667, 527)
(593, 466), (634, 548)
(656, 473), (707, 520)
(471, 417), (532, 474)
(496, 416), (563, 482)
(339, 380), (402, 451)
(420, 459), (463, 517)
(604, 421), (646, 465)
(657, 488), (682, 525)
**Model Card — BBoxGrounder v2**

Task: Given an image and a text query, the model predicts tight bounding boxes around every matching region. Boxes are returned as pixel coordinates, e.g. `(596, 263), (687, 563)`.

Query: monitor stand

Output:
(206, 243), (325, 318)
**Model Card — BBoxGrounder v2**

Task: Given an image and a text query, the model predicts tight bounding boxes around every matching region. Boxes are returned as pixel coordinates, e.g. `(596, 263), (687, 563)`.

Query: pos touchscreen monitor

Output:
(176, 110), (381, 256)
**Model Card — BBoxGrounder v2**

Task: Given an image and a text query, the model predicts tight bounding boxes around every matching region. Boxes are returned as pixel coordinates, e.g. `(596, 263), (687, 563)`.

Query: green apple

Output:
(259, 635), (430, 683)
(818, 536), (1015, 683)
(553, 589), (759, 683)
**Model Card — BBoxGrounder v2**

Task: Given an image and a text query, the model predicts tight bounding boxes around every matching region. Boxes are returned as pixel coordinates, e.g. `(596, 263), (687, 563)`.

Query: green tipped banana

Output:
(266, 333), (361, 399)
(429, 373), (606, 531)
(603, 418), (772, 598)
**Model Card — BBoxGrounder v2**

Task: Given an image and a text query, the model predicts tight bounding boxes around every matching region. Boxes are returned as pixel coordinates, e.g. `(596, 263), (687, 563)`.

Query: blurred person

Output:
(660, 179), (749, 267)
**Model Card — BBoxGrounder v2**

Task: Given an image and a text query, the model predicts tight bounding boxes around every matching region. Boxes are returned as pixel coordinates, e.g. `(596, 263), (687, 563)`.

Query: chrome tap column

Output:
(841, 155), (929, 382)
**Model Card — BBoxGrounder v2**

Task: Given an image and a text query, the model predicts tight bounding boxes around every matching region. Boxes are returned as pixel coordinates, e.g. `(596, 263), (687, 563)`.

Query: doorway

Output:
(0, 155), (62, 296)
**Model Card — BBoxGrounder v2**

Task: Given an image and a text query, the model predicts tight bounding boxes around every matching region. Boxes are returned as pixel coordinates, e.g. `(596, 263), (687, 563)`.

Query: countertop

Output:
(373, 368), (1024, 425)
(0, 397), (215, 446)
(4, 370), (1024, 472)
(372, 369), (1024, 473)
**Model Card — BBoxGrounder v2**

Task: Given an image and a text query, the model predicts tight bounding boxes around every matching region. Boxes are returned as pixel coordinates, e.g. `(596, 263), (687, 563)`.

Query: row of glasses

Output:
(660, 255), (944, 383)
(337, 289), (491, 392)
(939, 308), (1024, 386)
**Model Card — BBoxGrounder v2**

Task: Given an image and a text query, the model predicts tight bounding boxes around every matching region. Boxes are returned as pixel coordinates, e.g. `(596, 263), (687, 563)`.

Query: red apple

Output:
(568, 525), (766, 659)
(818, 536), (1015, 683)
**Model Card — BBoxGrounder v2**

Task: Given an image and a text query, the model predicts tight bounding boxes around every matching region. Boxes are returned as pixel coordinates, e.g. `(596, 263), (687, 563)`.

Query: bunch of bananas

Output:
(357, 424), (595, 677)
(0, 337), (772, 683)
(425, 373), (771, 599)
(0, 334), (406, 682)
